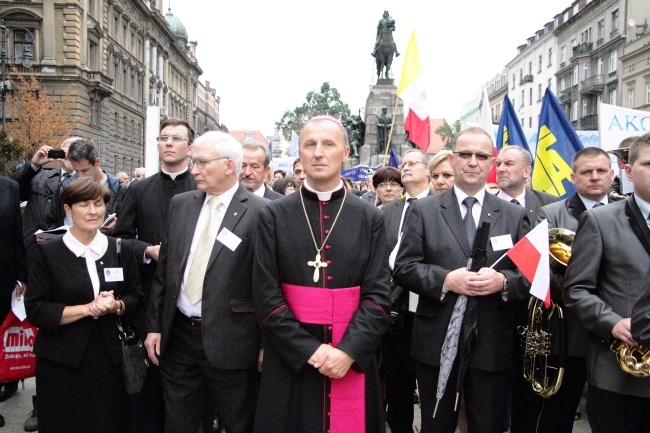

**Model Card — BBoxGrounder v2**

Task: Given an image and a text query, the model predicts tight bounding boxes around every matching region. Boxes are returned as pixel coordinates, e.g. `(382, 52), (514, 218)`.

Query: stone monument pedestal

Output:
(354, 80), (408, 168)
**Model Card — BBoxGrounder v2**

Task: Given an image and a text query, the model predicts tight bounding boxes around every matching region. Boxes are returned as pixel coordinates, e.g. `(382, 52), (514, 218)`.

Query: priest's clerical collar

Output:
(161, 166), (189, 180)
(302, 179), (344, 201)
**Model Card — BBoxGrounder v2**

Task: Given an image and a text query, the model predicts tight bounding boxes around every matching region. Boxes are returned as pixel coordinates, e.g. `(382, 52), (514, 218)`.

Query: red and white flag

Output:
(506, 219), (551, 307)
(398, 31), (430, 152)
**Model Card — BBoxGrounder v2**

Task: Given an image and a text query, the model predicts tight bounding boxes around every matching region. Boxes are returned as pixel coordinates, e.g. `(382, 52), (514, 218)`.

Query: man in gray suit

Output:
(394, 127), (530, 433)
(240, 142), (283, 200)
(511, 147), (614, 433)
(145, 131), (268, 433)
(564, 133), (650, 433)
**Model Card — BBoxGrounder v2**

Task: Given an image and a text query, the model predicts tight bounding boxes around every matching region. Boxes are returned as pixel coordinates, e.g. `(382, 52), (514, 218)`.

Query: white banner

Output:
(271, 157), (296, 175)
(598, 103), (650, 151)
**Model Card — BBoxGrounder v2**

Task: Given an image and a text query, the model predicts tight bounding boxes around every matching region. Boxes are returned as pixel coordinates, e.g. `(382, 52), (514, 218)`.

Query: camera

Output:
(47, 149), (66, 159)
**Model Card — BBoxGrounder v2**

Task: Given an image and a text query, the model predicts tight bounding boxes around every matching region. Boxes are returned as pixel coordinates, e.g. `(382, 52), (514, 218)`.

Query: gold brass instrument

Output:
(610, 340), (650, 377)
(518, 228), (573, 398)
(607, 147), (630, 164)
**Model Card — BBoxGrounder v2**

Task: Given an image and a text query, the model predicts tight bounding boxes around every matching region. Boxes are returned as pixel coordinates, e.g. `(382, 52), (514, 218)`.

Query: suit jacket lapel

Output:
(480, 193), (502, 246)
(441, 190), (472, 257)
(206, 186), (248, 269)
(625, 195), (650, 258)
(180, 191), (206, 271)
(567, 193), (587, 222)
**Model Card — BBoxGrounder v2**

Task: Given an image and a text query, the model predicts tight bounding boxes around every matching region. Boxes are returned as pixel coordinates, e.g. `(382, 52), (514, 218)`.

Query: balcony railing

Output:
(572, 42), (593, 57)
(520, 75), (534, 85)
(580, 113), (598, 130)
(580, 75), (604, 95)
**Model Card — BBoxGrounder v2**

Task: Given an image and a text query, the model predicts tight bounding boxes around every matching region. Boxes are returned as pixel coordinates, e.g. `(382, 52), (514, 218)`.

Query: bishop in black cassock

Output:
(253, 184), (391, 433)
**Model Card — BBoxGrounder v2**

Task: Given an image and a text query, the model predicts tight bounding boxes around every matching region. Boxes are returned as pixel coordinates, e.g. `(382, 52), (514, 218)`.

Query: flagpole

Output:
(381, 95), (401, 168)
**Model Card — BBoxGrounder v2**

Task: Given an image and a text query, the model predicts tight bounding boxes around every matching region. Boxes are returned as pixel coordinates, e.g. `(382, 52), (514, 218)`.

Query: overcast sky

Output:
(173, 0), (572, 136)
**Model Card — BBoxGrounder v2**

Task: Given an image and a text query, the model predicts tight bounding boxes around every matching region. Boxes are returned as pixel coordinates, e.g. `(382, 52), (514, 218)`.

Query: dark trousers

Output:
(511, 355), (586, 433)
(127, 363), (165, 433)
(160, 312), (257, 433)
(417, 361), (510, 433)
(587, 384), (650, 433)
(381, 312), (416, 433)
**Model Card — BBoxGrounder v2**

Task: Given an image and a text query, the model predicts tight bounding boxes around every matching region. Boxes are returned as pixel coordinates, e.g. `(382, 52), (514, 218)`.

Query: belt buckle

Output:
(190, 317), (202, 329)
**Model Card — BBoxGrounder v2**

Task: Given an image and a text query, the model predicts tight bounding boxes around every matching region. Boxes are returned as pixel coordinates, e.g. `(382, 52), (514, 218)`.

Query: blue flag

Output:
(289, 130), (300, 157)
(496, 94), (530, 154)
(387, 148), (401, 168)
(531, 88), (584, 199)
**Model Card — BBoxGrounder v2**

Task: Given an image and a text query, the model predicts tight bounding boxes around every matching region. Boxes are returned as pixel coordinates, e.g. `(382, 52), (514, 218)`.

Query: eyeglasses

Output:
(377, 182), (401, 189)
(157, 135), (188, 143)
(398, 161), (426, 170)
(189, 156), (229, 169)
(453, 151), (493, 161)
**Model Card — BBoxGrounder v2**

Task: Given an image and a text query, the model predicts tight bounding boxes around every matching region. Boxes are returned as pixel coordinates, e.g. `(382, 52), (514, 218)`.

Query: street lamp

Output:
(0, 18), (35, 132)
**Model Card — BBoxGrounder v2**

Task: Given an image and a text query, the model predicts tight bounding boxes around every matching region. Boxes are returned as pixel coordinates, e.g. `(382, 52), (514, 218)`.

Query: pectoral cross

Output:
(307, 252), (328, 283)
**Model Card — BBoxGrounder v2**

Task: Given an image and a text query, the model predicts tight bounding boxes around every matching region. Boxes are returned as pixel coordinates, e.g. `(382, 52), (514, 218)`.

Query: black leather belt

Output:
(176, 309), (202, 329)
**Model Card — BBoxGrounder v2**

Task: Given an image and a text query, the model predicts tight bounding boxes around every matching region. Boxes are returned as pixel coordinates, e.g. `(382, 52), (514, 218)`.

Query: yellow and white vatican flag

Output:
(398, 31), (430, 151)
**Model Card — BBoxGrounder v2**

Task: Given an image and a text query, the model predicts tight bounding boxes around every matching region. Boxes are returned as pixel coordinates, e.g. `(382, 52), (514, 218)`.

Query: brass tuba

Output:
(518, 228), (573, 398)
(610, 340), (650, 377)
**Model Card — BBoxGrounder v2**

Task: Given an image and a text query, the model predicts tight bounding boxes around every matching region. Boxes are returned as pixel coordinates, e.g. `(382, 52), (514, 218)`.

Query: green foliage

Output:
(276, 82), (351, 141)
(0, 132), (24, 177)
(435, 119), (462, 150)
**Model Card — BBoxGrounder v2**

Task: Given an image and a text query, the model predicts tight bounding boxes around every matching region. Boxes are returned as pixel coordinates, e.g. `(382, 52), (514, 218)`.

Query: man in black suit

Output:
(564, 134), (650, 433)
(381, 148), (431, 433)
(394, 127), (530, 433)
(145, 131), (268, 433)
(12, 138), (78, 264)
(240, 142), (283, 200)
(113, 117), (197, 433)
(0, 177), (28, 427)
(510, 147), (614, 433)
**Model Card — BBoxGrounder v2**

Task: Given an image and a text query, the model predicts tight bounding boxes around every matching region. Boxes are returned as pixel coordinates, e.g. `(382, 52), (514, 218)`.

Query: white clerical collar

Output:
(161, 166), (189, 180)
(63, 230), (108, 258)
(453, 185), (487, 208)
(252, 184), (266, 198)
(578, 194), (608, 209)
(303, 179), (344, 201)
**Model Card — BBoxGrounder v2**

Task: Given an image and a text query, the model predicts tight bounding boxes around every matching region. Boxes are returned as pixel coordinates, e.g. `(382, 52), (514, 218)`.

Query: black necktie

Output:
(593, 202), (604, 208)
(511, 199), (521, 206)
(401, 197), (417, 233)
(463, 197), (478, 247)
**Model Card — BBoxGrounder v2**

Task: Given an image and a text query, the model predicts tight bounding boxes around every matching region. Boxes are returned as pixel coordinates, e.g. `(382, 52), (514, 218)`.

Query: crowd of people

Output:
(1, 114), (650, 433)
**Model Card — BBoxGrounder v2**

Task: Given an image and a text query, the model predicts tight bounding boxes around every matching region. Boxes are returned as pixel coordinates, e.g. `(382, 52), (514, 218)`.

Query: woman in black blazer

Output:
(25, 178), (143, 433)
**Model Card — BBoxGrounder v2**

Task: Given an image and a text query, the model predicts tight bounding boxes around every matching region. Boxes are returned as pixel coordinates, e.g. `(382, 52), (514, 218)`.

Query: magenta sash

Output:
(281, 284), (365, 433)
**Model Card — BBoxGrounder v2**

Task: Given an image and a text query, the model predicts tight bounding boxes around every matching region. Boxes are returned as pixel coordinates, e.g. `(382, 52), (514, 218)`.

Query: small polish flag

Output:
(506, 219), (551, 307)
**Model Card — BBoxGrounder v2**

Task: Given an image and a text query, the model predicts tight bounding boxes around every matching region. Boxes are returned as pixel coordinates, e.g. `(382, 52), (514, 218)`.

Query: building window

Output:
(572, 65), (579, 85)
(512, 74), (515, 90)
(609, 89), (617, 105)
(529, 88), (533, 105)
(571, 38), (577, 48)
(88, 40), (98, 70)
(114, 14), (119, 39)
(521, 90), (524, 106)
(560, 77), (566, 92)
(597, 57), (603, 75)
(519, 68), (523, 82)
(610, 50), (617, 73)
(114, 112), (119, 135)
(538, 55), (542, 73)
(528, 62), (532, 76)
(583, 62), (589, 80)
(597, 19), (605, 40)
(646, 82), (650, 104)
(548, 48), (553, 66)
(571, 101), (578, 121)
(582, 99), (588, 116)
(581, 27), (592, 42)
(611, 9), (619, 33)
(538, 84), (542, 102)
(529, 117), (532, 128)
(628, 88), (634, 108)
(90, 97), (101, 126)
(124, 116), (128, 138)
(561, 46), (566, 64)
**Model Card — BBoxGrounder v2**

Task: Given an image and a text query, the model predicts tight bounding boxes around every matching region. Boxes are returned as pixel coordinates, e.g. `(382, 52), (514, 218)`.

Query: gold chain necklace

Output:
(299, 186), (347, 282)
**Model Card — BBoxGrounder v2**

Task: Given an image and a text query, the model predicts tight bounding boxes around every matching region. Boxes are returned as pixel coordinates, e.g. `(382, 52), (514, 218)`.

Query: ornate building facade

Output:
(0, 0), (220, 175)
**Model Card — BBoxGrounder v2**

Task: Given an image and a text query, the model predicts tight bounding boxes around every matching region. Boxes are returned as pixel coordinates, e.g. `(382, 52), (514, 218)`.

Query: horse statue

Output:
(371, 11), (400, 80)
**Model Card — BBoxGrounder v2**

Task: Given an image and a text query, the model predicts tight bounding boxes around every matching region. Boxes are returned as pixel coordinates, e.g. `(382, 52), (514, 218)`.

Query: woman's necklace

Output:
(299, 187), (347, 283)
